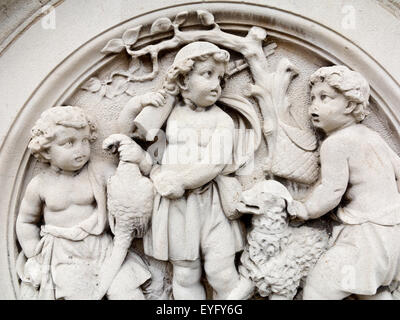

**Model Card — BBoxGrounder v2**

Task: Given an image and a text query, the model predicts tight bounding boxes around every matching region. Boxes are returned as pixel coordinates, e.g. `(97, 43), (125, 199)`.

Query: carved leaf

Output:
(105, 77), (129, 99)
(99, 85), (107, 98)
(150, 17), (173, 34)
(125, 82), (138, 97)
(128, 57), (141, 73)
(122, 26), (142, 46)
(101, 39), (125, 54)
(197, 10), (215, 26)
(105, 86), (117, 99)
(173, 11), (188, 26)
(81, 77), (102, 93)
(113, 78), (129, 96)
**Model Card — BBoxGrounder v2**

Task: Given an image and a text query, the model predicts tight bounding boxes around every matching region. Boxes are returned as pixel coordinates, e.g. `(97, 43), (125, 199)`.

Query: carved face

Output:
(309, 81), (354, 134)
(181, 58), (225, 108)
(237, 181), (287, 215)
(47, 126), (91, 172)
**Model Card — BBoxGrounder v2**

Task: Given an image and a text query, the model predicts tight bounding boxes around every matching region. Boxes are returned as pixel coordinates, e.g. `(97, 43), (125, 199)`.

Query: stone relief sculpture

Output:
(16, 107), (151, 299)
(120, 41), (262, 300)
(235, 180), (328, 300)
(96, 134), (155, 299)
(13, 8), (400, 301)
(287, 66), (400, 300)
(253, 59), (320, 185)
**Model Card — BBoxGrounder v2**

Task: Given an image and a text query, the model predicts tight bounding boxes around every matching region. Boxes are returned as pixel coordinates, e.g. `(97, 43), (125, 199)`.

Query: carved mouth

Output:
(311, 113), (319, 120)
(75, 156), (85, 162)
(311, 115), (320, 123)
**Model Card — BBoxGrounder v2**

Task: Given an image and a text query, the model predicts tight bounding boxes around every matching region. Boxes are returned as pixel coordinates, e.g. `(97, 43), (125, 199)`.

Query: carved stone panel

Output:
(1, 1), (400, 300)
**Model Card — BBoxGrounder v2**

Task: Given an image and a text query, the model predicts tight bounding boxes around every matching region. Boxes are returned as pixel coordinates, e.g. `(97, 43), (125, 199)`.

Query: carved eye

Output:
(321, 94), (331, 102)
(202, 70), (212, 78)
(310, 95), (315, 102)
(63, 140), (73, 148)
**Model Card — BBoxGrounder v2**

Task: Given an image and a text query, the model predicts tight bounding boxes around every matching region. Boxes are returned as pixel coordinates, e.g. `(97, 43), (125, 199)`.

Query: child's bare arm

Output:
(151, 123), (233, 198)
(295, 137), (349, 220)
(16, 176), (43, 258)
(384, 142), (400, 192)
(118, 96), (145, 136)
(118, 91), (167, 136)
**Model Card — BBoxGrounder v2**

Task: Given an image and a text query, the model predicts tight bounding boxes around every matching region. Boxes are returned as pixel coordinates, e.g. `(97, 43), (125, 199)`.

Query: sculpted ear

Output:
(344, 101), (357, 114)
(176, 74), (188, 91)
(41, 150), (51, 161)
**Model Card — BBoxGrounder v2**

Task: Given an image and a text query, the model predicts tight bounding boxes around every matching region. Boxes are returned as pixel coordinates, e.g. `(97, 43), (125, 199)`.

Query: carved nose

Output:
(310, 103), (319, 112)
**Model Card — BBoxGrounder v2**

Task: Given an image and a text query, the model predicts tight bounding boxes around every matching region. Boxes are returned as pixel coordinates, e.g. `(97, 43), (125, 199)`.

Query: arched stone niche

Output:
(1, 1), (400, 299)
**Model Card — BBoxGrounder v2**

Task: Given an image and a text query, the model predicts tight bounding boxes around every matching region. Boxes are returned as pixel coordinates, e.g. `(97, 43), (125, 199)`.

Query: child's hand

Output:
(103, 134), (145, 164)
(140, 90), (167, 108)
(118, 141), (144, 164)
(287, 200), (309, 220)
(24, 256), (42, 287)
(151, 169), (185, 199)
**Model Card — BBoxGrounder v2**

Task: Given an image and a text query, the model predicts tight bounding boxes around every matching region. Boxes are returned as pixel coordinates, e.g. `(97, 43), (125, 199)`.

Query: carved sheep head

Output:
(237, 180), (293, 231)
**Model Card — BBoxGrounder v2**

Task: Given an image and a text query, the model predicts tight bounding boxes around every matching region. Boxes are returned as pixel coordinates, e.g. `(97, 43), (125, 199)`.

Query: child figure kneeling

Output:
(288, 66), (400, 300)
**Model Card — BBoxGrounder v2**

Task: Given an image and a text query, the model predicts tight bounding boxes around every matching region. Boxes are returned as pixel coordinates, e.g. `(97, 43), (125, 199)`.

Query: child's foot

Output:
(225, 277), (254, 300)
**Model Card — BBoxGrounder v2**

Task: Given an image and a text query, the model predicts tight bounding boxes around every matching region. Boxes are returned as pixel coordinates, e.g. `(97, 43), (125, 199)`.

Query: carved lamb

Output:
(96, 134), (155, 299)
(236, 180), (328, 300)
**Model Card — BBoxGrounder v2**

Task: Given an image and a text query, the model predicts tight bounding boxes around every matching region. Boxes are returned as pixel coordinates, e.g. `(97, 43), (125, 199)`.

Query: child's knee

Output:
(204, 255), (238, 289)
(106, 261), (148, 300)
(107, 271), (146, 300)
(107, 284), (145, 300)
(303, 265), (350, 300)
(172, 259), (202, 287)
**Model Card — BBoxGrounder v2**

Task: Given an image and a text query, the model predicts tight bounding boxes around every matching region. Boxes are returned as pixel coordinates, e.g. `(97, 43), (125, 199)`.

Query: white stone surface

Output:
(1, 0), (400, 300)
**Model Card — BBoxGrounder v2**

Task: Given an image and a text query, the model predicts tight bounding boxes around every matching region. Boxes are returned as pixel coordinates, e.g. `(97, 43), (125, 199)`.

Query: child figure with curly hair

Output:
(288, 66), (400, 299)
(119, 41), (261, 299)
(16, 106), (150, 300)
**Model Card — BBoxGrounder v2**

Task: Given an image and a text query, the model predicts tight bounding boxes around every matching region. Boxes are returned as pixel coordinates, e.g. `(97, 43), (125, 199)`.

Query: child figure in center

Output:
(119, 41), (261, 299)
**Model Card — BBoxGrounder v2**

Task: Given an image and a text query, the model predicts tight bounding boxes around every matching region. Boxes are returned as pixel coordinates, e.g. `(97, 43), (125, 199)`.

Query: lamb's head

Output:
(237, 180), (293, 234)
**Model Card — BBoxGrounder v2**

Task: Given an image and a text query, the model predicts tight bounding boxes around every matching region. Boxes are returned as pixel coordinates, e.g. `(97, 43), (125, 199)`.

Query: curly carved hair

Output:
(310, 65), (370, 122)
(28, 106), (97, 163)
(162, 50), (230, 96)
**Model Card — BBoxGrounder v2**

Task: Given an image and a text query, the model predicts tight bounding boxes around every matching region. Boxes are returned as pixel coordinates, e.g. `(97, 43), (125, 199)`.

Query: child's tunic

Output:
(17, 163), (150, 300)
(303, 124), (400, 294)
(144, 94), (261, 263)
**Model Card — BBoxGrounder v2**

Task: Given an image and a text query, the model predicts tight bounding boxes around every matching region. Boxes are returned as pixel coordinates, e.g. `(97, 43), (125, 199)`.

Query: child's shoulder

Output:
(211, 105), (234, 126)
(322, 124), (362, 151)
(25, 171), (47, 195)
(330, 124), (369, 142)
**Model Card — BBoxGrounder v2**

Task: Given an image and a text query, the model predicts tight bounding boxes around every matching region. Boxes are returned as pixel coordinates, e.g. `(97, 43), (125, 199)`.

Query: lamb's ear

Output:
(344, 101), (357, 114)
(283, 198), (289, 210)
(283, 198), (291, 219)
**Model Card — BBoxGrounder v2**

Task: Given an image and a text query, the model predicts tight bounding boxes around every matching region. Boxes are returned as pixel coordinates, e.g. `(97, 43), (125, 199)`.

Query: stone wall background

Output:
(0, 0), (54, 51)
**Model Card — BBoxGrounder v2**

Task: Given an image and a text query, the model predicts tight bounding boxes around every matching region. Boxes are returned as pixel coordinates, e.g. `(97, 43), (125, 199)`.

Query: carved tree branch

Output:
(125, 23), (270, 83)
